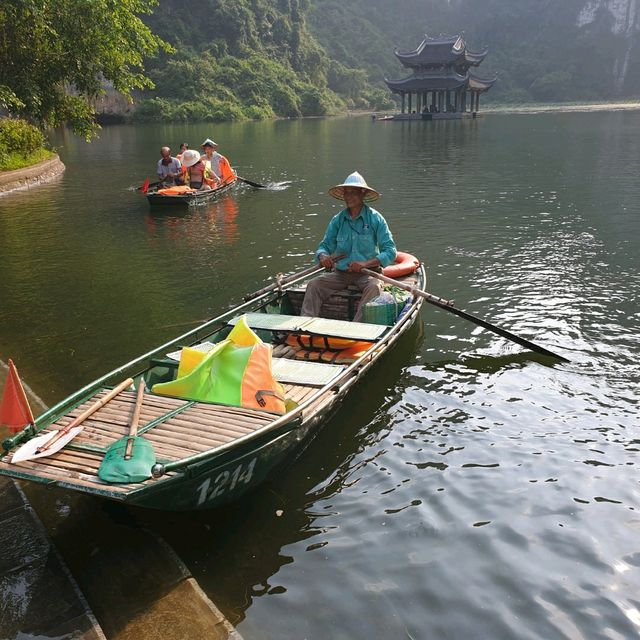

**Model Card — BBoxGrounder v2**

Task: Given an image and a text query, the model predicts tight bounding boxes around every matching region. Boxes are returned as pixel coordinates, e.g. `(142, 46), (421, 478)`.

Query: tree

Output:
(0, 0), (170, 138)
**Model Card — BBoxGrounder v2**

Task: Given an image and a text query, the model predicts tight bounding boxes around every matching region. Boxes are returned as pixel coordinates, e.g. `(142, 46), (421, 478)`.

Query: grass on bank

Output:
(0, 117), (54, 172)
(0, 148), (56, 172)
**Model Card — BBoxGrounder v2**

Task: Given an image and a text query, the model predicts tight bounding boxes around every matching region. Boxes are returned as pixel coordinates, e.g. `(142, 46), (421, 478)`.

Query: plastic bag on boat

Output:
(152, 316), (287, 413)
(361, 292), (399, 325)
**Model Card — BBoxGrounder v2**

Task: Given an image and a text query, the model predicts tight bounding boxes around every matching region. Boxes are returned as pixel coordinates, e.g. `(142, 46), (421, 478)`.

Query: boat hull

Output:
(0, 264), (426, 511)
(146, 179), (236, 206)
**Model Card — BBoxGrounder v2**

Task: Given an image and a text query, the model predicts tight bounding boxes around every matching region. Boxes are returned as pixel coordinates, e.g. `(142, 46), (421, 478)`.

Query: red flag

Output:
(141, 177), (150, 193)
(0, 360), (35, 433)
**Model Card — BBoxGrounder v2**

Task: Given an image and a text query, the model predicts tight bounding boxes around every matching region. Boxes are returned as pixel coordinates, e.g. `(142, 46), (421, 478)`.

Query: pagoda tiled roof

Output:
(385, 71), (468, 92)
(467, 73), (497, 91)
(394, 35), (488, 68)
(384, 70), (497, 93)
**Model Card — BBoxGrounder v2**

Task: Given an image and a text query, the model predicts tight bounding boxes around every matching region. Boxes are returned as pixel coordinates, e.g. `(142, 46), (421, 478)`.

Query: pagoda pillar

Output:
(476, 93), (481, 111)
(408, 92), (412, 114)
(416, 92), (421, 114)
(401, 92), (405, 114)
(431, 92), (436, 112)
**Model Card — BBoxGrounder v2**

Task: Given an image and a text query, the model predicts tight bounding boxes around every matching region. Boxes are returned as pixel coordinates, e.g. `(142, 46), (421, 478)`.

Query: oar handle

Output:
(362, 269), (453, 306)
(362, 268), (569, 363)
(37, 378), (134, 453)
(244, 255), (346, 301)
(125, 381), (145, 460)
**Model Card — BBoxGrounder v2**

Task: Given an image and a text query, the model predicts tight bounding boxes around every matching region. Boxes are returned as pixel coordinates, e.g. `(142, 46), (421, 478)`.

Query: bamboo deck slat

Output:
(1, 381), (338, 496)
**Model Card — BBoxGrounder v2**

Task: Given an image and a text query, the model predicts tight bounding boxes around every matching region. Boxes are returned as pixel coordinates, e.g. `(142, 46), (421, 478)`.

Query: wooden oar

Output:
(10, 378), (134, 463)
(362, 268), (569, 362)
(236, 175), (268, 189)
(244, 255), (347, 301)
(98, 380), (156, 483)
(125, 380), (144, 459)
(137, 179), (163, 192)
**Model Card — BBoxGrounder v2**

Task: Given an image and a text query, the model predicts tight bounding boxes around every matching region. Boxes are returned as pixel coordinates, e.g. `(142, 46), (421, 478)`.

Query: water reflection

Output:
(143, 194), (240, 246)
(2, 111), (640, 639)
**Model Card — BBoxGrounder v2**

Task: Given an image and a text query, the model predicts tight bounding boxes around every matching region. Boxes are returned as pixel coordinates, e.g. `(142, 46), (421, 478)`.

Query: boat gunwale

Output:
(0, 265), (425, 501)
(60, 280), (426, 502)
(146, 178), (236, 206)
(156, 266), (425, 474)
(3, 264), (330, 453)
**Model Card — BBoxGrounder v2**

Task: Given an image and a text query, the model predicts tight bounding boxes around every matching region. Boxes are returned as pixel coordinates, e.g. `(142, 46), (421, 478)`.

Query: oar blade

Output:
(237, 175), (267, 189)
(98, 436), (157, 484)
(361, 267), (569, 363)
(10, 426), (84, 463)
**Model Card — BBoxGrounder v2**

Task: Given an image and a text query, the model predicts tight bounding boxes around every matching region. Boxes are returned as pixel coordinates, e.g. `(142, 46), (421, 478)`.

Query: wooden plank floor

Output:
(1, 381), (339, 496)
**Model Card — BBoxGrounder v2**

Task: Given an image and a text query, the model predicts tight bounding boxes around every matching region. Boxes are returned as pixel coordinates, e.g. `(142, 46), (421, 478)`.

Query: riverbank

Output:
(0, 362), (104, 640)
(0, 362), (242, 640)
(362, 100), (640, 119)
(0, 154), (65, 197)
(482, 100), (640, 114)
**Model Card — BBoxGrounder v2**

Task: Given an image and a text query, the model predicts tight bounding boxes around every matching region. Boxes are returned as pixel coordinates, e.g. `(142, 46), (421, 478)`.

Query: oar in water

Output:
(362, 268), (569, 363)
(10, 378), (135, 463)
(236, 175), (268, 189)
(98, 380), (157, 484)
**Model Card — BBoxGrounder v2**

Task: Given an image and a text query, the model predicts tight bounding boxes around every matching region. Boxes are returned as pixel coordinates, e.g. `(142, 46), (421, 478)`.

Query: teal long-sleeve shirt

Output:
(315, 205), (397, 271)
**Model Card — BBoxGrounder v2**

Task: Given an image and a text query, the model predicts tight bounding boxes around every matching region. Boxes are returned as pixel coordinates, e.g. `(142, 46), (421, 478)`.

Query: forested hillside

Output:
(309, 0), (640, 103)
(119, 0), (640, 123)
(133, 0), (393, 123)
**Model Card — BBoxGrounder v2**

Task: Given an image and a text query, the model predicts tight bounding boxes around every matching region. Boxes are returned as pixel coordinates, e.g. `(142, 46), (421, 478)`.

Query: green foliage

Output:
(134, 41), (342, 120)
(0, 0), (171, 138)
(0, 148), (55, 172)
(0, 118), (47, 155)
(0, 117), (50, 169)
(136, 0), (349, 122)
(309, 0), (640, 102)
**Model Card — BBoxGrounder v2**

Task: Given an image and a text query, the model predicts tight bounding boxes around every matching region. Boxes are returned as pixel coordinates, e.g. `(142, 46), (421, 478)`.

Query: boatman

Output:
(301, 171), (397, 322)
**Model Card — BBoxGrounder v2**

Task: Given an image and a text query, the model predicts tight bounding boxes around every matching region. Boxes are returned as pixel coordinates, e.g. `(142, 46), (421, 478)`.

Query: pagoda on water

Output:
(384, 35), (496, 120)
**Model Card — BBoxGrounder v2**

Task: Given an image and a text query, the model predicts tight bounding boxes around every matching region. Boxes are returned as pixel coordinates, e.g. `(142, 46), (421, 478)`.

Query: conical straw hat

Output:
(328, 171), (380, 202)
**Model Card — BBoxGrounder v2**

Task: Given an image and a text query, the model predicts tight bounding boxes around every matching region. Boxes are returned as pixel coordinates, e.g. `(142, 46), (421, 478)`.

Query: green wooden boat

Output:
(0, 262), (425, 511)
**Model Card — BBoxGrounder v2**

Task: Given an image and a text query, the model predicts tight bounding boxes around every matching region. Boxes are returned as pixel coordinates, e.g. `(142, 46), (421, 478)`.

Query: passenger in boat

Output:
(156, 146), (181, 185)
(176, 142), (188, 163)
(301, 171), (397, 322)
(201, 138), (236, 185)
(180, 149), (211, 190)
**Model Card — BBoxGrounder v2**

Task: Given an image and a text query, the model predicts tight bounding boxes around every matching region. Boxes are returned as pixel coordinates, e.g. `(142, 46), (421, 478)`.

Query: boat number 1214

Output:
(195, 458), (257, 506)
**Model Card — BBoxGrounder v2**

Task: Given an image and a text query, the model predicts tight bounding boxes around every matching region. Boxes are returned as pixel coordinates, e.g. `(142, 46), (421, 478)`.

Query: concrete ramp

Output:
(0, 477), (106, 640)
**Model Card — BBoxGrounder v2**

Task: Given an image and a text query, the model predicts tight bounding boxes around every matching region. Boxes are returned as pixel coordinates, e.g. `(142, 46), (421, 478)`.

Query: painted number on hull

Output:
(196, 458), (257, 506)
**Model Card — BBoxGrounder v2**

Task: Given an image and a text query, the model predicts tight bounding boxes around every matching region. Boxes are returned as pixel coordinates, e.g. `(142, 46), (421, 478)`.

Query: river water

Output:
(0, 111), (639, 639)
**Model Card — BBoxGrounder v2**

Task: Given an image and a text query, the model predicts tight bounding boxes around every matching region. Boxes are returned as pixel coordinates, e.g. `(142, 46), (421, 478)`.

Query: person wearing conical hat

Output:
(200, 138), (236, 186)
(301, 171), (397, 322)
